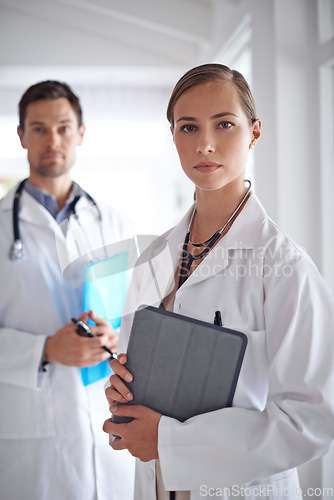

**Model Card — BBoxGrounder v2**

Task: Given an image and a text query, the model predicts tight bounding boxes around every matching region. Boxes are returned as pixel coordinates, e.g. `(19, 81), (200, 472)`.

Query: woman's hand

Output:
(104, 354), (162, 462)
(106, 354), (134, 405)
(103, 404), (162, 462)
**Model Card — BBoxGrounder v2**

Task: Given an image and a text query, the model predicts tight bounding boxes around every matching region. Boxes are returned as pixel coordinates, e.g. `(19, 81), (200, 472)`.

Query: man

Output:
(0, 81), (135, 500)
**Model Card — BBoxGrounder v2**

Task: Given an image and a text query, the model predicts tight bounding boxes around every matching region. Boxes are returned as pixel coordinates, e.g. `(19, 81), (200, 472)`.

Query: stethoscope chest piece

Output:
(9, 239), (24, 261)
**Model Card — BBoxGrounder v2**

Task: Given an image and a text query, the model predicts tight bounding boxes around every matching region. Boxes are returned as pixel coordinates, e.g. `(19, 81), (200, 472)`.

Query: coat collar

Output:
(0, 182), (93, 229)
(148, 192), (267, 295)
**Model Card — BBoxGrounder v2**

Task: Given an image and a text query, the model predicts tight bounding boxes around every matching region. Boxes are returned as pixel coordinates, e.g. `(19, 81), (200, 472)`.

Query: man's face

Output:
(17, 98), (85, 181)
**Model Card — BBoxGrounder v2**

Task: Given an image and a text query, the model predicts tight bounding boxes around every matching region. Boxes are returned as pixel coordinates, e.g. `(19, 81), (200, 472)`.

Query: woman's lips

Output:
(194, 162), (221, 173)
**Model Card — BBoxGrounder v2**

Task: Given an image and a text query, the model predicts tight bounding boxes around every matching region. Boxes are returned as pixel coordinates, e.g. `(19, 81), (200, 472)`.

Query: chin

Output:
(195, 183), (225, 192)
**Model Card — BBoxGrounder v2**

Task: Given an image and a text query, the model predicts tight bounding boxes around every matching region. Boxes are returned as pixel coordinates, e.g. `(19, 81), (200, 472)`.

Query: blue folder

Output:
(80, 251), (129, 386)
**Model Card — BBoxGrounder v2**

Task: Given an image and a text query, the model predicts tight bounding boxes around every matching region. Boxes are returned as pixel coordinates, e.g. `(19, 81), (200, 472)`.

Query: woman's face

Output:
(171, 81), (261, 192)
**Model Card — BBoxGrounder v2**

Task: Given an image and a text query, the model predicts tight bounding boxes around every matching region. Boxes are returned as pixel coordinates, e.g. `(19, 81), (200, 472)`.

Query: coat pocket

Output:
(241, 468), (300, 500)
(0, 372), (55, 439)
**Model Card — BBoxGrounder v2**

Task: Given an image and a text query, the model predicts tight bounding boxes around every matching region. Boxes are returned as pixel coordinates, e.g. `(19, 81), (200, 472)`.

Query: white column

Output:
(251, 0), (322, 266)
(251, 0), (278, 222)
(251, 0), (326, 494)
(274, 0), (321, 265)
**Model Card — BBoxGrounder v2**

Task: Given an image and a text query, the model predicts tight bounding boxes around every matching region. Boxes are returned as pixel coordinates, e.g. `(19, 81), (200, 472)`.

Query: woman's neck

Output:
(191, 177), (249, 243)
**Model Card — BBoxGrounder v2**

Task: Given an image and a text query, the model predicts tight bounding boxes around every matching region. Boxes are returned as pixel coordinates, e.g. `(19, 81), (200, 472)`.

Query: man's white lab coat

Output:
(0, 185), (135, 500)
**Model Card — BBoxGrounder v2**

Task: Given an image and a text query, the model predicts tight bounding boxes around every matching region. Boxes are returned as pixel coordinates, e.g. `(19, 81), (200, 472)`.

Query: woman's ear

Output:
(249, 119), (261, 149)
(252, 119), (261, 141)
(170, 126), (175, 142)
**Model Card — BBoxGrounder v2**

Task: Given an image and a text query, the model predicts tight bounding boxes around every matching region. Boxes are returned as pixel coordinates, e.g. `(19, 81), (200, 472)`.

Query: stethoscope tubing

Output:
(9, 179), (102, 261)
(12, 179), (27, 242)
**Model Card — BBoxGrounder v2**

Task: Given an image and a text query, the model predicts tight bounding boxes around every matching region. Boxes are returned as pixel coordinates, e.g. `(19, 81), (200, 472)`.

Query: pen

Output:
(71, 318), (117, 359)
(214, 310), (223, 326)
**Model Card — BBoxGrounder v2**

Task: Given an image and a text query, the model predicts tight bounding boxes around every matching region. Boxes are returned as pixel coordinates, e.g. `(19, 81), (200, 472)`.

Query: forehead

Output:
(24, 98), (78, 126)
(173, 80), (243, 118)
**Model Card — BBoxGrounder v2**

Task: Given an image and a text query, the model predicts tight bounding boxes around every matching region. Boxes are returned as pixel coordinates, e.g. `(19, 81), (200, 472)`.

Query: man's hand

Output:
(103, 404), (162, 462)
(44, 310), (118, 367)
(88, 310), (118, 353)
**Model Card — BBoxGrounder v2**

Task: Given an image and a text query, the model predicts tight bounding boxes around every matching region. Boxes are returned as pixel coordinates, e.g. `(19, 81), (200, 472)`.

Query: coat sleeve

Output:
(157, 253), (334, 490)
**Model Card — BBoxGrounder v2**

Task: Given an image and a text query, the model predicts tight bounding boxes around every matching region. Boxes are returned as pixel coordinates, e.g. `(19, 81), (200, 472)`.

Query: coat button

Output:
(147, 469), (154, 480)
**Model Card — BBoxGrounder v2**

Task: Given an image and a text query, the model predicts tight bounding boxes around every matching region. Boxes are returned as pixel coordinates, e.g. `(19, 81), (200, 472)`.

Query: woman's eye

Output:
(218, 121), (234, 129)
(180, 124), (197, 133)
(60, 126), (70, 133)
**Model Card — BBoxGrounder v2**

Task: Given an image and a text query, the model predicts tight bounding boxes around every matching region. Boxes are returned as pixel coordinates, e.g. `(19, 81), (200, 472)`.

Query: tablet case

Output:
(112, 305), (247, 424)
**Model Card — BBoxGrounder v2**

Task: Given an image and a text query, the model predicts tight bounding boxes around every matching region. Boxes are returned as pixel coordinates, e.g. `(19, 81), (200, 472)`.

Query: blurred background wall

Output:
(0, 0), (333, 493)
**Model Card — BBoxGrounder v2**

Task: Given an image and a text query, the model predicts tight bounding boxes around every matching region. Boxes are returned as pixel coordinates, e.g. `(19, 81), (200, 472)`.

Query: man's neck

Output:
(27, 175), (73, 210)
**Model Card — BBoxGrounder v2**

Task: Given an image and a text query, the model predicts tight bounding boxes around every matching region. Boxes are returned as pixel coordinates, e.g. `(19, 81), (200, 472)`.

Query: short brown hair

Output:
(19, 80), (83, 130)
(167, 63), (257, 127)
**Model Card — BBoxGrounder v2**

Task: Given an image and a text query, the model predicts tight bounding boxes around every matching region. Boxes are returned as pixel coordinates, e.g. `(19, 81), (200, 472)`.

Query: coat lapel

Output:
(142, 206), (193, 303)
(160, 193), (267, 290)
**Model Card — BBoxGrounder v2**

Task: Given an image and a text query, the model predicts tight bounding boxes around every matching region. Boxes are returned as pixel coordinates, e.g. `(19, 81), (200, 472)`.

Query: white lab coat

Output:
(0, 185), (135, 500)
(117, 193), (334, 500)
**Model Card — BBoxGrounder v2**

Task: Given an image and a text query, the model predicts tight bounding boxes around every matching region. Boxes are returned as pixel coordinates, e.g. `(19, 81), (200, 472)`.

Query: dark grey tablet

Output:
(112, 305), (247, 424)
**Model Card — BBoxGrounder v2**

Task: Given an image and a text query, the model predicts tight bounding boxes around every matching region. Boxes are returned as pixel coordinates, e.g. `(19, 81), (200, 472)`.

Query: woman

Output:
(103, 64), (334, 500)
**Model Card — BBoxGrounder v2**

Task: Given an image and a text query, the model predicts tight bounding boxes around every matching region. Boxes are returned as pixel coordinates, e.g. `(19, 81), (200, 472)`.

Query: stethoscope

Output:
(9, 178), (103, 261)
(179, 180), (252, 286)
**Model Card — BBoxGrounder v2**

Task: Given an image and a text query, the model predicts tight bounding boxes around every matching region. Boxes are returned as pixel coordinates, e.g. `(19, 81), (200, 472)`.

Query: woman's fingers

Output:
(106, 385), (131, 404)
(107, 374), (133, 402)
(110, 356), (133, 383)
(105, 354), (133, 407)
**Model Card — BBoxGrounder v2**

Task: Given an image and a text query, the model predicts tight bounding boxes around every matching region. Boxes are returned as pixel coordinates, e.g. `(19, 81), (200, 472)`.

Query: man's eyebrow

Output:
(175, 112), (237, 124)
(27, 119), (74, 127)
(27, 121), (44, 126)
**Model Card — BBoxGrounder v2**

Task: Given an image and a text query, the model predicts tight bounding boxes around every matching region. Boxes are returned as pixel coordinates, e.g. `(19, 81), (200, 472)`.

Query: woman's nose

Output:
(196, 134), (215, 154)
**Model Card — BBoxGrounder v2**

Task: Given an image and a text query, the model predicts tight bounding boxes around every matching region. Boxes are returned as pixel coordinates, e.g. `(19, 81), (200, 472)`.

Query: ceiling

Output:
(0, 0), (247, 86)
